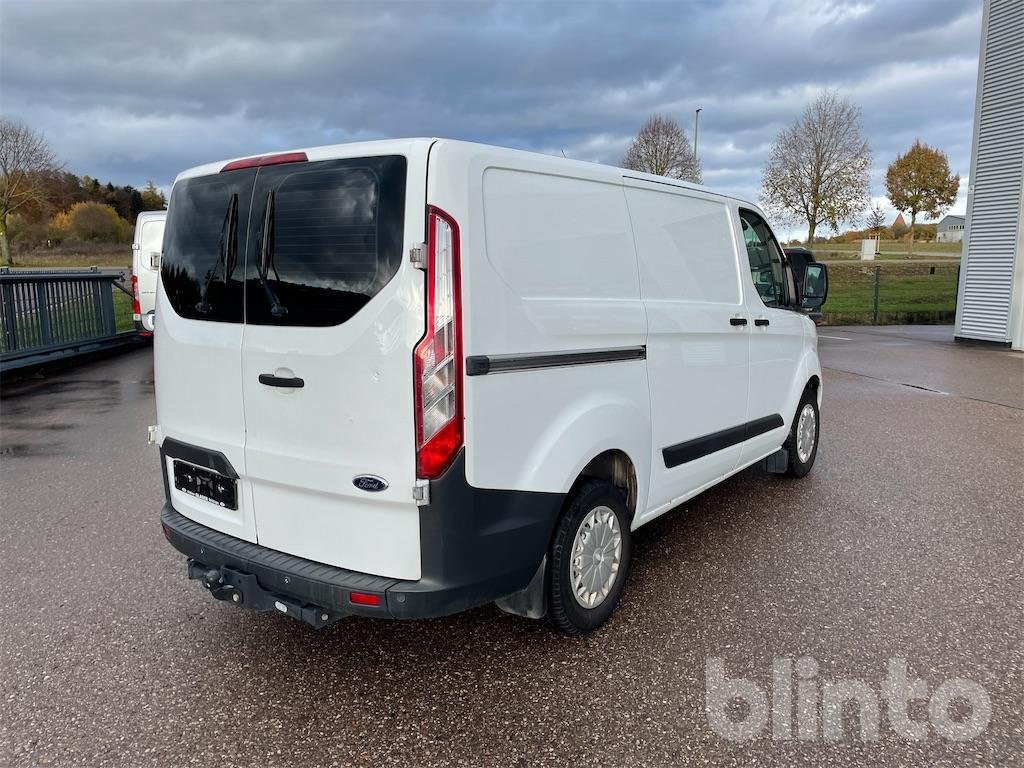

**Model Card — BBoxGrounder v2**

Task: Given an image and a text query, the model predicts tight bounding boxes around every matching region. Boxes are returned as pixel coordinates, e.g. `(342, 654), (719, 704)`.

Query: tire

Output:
(548, 480), (632, 635)
(783, 390), (820, 477)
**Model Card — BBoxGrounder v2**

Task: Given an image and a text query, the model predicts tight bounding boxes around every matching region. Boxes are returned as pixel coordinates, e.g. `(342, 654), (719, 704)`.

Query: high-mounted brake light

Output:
(220, 152), (308, 172)
(414, 207), (463, 480)
(131, 274), (141, 319)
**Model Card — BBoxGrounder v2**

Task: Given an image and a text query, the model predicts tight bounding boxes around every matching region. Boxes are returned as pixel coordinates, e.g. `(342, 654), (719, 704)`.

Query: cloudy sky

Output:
(1, 0), (981, 232)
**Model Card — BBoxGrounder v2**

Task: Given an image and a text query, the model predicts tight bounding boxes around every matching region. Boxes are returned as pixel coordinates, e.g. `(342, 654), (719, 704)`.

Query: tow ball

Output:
(184, 558), (341, 629)
(187, 562), (241, 602)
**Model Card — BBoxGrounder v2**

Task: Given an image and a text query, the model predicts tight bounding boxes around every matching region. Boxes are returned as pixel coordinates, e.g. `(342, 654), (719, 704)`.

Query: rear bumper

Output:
(160, 449), (564, 621)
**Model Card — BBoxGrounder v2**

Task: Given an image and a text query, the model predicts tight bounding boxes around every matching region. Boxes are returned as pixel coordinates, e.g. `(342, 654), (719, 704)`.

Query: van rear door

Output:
(133, 212), (165, 330)
(156, 167), (259, 542)
(240, 150), (426, 580)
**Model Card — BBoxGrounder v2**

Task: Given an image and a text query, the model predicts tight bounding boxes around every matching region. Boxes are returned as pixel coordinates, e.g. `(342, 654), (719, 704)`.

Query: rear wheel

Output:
(548, 480), (631, 635)
(783, 391), (819, 477)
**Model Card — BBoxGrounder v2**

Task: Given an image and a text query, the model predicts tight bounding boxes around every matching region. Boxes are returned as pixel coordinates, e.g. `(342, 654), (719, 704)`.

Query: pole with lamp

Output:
(693, 107), (702, 165)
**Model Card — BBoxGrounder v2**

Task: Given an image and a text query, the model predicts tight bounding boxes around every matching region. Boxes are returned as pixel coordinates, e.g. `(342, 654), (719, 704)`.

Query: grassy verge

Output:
(823, 262), (958, 325)
(793, 239), (962, 262)
(9, 242), (131, 268)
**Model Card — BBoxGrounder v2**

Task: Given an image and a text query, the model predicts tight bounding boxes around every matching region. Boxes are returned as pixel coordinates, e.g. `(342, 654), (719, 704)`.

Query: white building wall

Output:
(954, 0), (1024, 349)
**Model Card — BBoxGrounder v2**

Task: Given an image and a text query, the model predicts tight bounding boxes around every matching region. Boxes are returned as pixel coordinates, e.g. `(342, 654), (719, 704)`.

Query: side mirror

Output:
(802, 263), (828, 309)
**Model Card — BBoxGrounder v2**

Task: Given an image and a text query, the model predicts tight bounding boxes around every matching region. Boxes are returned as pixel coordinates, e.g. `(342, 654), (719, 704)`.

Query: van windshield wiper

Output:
(257, 189), (288, 318)
(195, 193), (238, 314)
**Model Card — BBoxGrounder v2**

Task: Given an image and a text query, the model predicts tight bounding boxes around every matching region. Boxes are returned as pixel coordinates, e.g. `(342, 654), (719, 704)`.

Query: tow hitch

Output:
(186, 559), (342, 629)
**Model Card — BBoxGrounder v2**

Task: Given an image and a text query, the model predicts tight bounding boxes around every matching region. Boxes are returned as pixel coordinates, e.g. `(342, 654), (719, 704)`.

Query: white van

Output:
(132, 210), (166, 333)
(153, 139), (828, 634)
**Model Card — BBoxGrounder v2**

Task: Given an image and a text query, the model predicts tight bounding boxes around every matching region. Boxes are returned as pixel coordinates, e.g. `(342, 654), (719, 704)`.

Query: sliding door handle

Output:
(259, 374), (304, 388)
(754, 318), (770, 327)
(729, 317), (748, 326)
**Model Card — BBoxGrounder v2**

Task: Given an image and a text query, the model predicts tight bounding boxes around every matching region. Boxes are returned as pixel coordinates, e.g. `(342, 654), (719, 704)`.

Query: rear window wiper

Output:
(257, 189), (288, 318)
(195, 193), (238, 314)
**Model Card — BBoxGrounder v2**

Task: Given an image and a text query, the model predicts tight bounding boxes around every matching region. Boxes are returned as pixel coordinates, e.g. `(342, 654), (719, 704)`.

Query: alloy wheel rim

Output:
(796, 403), (817, 463)
(570, 505), (622, 609)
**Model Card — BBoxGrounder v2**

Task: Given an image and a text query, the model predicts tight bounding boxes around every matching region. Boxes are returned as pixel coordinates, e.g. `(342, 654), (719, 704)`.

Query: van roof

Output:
(135, 209), (167, 223)
(172, 137), (756, 210)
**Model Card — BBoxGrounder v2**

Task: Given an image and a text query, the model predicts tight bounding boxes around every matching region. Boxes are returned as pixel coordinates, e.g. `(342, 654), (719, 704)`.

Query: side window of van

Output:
(739, 210), (789, 307)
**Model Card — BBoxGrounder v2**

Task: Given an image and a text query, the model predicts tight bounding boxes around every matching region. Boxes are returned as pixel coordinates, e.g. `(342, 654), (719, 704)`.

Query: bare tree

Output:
(760, 91), (871, 245)
(0, 118), (60, 265)
(622, 115), (702, 183)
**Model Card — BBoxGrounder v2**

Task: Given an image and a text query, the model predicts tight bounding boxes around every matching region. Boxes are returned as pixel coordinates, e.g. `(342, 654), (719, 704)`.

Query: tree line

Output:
(0, 117), (166, 265)
(619, 94), (960, 252)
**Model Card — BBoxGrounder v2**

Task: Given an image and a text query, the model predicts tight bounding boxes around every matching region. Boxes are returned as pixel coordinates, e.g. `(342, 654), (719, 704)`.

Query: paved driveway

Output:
(1, 326), (1021, 767)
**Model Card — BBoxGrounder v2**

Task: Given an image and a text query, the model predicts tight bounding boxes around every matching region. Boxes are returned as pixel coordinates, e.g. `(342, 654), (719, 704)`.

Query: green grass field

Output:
(9, 242), (130, 268)
(822, 262), (959, 325)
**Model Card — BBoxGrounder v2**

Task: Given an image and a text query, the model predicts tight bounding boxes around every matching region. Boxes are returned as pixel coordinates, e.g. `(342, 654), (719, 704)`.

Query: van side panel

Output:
(429, 145), (650, 513)
(624, 182), (749, 521)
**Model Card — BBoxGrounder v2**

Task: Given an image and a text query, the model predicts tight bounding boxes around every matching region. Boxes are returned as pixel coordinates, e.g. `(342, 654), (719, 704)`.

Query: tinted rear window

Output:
(160, 155), (406, 327)
(244, 156), (407, 327)
(161, 169), (256, 323)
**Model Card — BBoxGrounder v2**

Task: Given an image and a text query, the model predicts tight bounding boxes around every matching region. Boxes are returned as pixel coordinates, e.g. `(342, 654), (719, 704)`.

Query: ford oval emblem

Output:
(353, 475), (389, 492)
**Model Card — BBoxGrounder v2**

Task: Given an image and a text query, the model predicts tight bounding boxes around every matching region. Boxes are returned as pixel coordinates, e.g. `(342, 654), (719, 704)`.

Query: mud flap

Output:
(764, 448), (789, 474)
(494, 556), (547, 620)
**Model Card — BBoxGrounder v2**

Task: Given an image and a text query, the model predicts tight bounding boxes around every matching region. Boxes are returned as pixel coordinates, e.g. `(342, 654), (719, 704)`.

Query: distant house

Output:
(892, 213), (907, 230)
(936, 214), (966, 242)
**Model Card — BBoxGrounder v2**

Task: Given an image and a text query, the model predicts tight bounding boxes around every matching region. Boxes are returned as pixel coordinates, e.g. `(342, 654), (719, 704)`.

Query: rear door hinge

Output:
(413, 479), (430, 506)
(409, 242), (427, 269)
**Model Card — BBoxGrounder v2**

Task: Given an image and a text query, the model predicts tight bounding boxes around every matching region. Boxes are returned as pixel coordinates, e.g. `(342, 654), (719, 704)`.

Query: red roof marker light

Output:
(221, 152), (308, 172)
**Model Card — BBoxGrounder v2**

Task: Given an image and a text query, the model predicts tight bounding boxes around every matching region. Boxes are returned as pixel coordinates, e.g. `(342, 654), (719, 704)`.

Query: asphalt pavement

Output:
(1, 326), (1021, 767)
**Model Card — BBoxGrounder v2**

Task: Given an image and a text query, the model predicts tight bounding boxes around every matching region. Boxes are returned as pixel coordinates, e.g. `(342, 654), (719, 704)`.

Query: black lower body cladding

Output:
(159, 448), (565, 620)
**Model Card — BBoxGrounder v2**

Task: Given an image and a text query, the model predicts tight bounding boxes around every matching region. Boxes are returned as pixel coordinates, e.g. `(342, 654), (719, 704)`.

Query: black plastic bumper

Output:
(160, 448), (565, 621)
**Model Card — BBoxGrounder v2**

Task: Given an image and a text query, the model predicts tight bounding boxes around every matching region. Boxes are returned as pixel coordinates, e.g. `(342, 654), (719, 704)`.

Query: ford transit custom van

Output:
(154, 139), (828, 634)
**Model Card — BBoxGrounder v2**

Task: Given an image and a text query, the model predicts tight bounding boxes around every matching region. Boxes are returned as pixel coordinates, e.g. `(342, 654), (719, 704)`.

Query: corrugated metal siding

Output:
(957, 0), (1024, 342)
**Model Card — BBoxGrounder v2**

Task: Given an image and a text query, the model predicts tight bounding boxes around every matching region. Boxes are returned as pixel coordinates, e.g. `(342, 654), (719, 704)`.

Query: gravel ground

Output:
(1, 326), (1021, 767)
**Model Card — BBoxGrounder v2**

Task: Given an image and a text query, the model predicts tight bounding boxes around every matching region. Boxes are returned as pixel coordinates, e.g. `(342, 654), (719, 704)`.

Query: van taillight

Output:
(414, 207), (463, 479)
(131, 274), (141, 317)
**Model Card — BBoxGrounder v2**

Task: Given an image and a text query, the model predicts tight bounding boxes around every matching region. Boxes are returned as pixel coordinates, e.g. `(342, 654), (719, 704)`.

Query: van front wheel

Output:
(548, 481), (631, 635)
(783, 392), (819, 477)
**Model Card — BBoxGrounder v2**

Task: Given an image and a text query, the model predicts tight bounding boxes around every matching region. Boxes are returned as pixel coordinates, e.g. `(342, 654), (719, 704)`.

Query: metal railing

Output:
(1, 267), (138, 374)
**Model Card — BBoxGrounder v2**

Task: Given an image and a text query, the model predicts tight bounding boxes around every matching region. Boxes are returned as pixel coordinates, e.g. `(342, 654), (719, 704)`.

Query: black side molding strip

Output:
(466, 346), (646, 376)
(663, 414), (785, 468)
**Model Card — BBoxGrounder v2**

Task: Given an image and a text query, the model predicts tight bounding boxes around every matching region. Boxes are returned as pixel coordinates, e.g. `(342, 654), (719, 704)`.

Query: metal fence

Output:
(821, 262), (960, 326)
(1, 267), (138, 374)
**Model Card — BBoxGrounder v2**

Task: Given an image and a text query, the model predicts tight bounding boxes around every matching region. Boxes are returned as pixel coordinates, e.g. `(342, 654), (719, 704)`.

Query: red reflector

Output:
(221, 151), (308, 172)
(161, 523), (172, 540)
(349, 591), (381, 607)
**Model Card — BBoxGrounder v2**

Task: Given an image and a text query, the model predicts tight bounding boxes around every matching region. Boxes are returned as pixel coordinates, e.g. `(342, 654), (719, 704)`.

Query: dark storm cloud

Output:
(0, 0), (981, 225)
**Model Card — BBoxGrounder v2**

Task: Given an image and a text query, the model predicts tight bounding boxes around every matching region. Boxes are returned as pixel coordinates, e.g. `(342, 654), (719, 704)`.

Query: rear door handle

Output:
(755, 318), (770, 326)
(729, 317), (748, 326)
(258, 374), (304, 388)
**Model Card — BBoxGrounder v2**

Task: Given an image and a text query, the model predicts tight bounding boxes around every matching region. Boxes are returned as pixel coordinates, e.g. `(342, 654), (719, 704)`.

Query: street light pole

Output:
(693, 107), (702, 164)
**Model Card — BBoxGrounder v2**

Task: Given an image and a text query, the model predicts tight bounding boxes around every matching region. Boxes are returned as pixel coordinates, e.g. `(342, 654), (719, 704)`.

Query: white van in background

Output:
(152, 139), (828, 634)
(132, 210), (166, 333)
